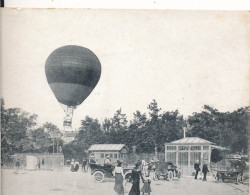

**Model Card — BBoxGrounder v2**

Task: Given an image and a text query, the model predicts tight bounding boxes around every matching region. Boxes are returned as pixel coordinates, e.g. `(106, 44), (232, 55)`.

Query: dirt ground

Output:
(1, 167), (249, 195)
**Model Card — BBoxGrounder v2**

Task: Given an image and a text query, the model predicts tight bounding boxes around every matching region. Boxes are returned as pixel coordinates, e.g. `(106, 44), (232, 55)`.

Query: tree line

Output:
(1, 99), (63, 164)
(1, 98), (249, 163)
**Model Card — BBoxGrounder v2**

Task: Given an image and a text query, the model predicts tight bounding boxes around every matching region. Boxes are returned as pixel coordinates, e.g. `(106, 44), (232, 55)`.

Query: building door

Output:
(178, 152), (188, 175)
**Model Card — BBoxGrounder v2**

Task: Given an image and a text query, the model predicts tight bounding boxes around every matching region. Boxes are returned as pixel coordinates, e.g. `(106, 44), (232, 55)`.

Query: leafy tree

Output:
(30, 127), (51, 152)
(147, 99), (162, 155)
(74, 116), (105, 150)
(126, 111), (148, 152)
(1, 99), (38, 163)
(105, 109), (128, 144)
(187, 105), (248, 154)
(102, 118), (112, 133)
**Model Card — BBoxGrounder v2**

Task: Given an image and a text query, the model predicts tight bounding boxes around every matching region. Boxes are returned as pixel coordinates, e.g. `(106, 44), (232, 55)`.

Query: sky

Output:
(1, 9), (249, 130)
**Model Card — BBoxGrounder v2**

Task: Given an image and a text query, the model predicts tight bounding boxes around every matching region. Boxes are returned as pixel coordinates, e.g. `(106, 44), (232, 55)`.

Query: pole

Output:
(57, 135), (58, 153)
(53, 136), (55, 156)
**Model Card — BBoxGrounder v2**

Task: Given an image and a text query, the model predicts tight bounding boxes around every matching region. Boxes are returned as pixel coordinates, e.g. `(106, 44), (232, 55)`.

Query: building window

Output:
(101, 154), (104, 158)
(203, 146), (209, 150)
(110, 154), (113, 158)
(178, 146), (189, 150)
(114, 154), (117, 158)
(167, 146), (176, 150)
(190, 146), (201, 151)
(166, 152), (176, 164)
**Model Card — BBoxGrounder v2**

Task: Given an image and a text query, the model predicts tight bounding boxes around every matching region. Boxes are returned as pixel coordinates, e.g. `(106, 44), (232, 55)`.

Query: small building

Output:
(8, 153), (64, 171)
(88, 144), (128, 165)
(165, 137), (228, 176)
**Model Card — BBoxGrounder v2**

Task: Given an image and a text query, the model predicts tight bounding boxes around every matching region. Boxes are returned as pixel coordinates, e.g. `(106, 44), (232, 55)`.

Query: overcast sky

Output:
(1, 9), (249, 129)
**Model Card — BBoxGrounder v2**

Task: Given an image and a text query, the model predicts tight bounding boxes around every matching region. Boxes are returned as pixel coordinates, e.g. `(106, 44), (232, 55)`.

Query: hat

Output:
(135, 161), (141, 167)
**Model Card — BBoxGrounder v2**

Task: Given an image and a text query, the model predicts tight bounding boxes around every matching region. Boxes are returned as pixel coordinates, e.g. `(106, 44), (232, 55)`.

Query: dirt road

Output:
(1, 168), (249, 195)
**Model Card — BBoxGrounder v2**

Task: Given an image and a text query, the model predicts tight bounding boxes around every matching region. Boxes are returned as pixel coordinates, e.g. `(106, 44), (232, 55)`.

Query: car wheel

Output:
(153, 172), (159, 181)
(168, 171), (173, 181)
(125, 172), (132, 182)
(93, 171), (105, 183)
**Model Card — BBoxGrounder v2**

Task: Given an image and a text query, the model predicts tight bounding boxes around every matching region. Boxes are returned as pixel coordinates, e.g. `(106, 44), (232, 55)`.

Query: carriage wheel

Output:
(93, 171), (105, 183)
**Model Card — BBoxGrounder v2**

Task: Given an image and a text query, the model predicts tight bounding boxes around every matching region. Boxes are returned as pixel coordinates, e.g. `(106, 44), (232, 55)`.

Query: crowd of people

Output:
(70, 159), (80, 172)
(113, 160), (152, 195)
(69, 154), (213, 194)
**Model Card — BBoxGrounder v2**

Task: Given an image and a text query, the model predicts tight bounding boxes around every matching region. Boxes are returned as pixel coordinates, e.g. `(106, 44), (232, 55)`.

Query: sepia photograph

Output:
(1, 8), (249, 195)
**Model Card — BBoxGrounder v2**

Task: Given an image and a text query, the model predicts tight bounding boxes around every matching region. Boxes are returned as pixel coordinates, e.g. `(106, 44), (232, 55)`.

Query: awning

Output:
(211, 145), (230, 151)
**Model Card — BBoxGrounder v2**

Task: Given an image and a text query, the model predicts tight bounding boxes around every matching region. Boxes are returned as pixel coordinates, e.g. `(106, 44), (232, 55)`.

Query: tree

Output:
(110, 108), (128, 132)
(147, 99), (162, 155)
(102, 118), (112, 133)
(74, 116), (105, 150)
(126, 111), (148, 152)
(187, 105), (249, 154)
(105, 109), (128, 144)
(1, 99), (38, 163)
(30, 127), (51, 152)
(30, 122), (62, 153)
(229, 107), (248, 153)
(159, 110), (185, 149)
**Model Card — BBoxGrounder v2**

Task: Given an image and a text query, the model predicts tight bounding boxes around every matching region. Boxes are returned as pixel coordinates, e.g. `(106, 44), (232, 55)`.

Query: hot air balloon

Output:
(45, 45), (101, 130)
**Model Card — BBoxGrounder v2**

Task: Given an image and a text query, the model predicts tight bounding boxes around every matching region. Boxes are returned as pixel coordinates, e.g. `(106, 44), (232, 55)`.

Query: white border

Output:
(4, 0), (250, 10)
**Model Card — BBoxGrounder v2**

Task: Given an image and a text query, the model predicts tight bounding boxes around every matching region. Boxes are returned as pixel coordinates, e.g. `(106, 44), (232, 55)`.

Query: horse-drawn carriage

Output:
(89, 163), (133, 183)
(151, 161), (181, 181)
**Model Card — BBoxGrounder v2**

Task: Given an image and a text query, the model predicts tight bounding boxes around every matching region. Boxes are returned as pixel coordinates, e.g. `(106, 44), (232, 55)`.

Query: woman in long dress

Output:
(129, 161), (144, 195)
(114, 160), (125, 195)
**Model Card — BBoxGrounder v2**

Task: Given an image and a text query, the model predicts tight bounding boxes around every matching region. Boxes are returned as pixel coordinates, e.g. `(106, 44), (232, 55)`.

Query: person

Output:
(141, 160), (149, 177)
(82, 159), (87, 172)
(114, 160), (125, 195)
(194, 160), (200, 179)
(74, 160), (79, 172)
(129, 161), (144, 195)
(42, 158), (45, 169)
(14, 159), (20, 174)
(38, 159), (41, 169)
(104, 155), (112, 165)
(202, 162), (209, 181)
(141, 174), (152, 195)
(89, 153), (96, 164)
(70, 159), (75, 172)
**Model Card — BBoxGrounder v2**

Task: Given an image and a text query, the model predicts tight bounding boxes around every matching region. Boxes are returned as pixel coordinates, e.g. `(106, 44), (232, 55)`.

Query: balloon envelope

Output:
(45, 45), (101, 107)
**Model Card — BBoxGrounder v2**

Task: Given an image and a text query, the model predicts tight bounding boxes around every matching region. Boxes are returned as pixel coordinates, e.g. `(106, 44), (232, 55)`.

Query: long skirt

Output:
(141, 182), (151, 193)
(114, 173), (124, 195)
(128, 181), (140, 195)
(70, 165), (74, 172)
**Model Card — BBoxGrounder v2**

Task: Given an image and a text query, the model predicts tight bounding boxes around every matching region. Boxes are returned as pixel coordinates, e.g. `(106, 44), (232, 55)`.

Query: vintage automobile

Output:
(152, 161), (181, 181)
(89, 162), (133, 183)
(216, 170), (241, 182)
(216, 157), (248, 183)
